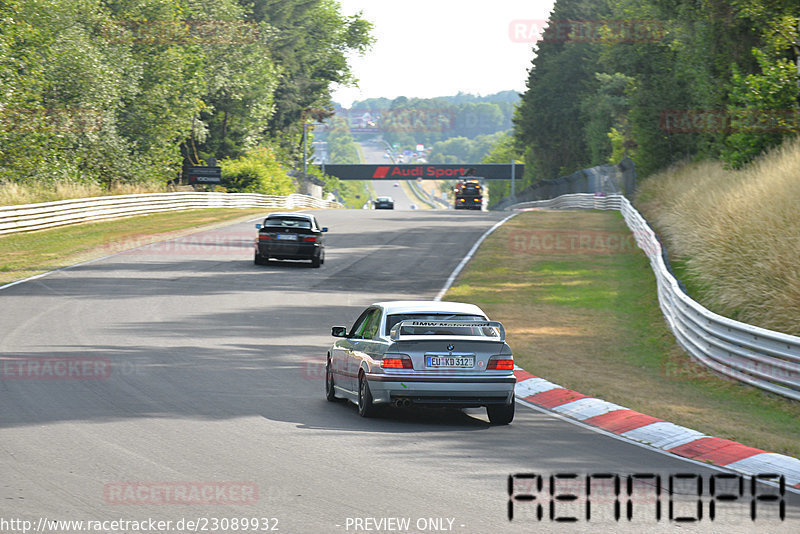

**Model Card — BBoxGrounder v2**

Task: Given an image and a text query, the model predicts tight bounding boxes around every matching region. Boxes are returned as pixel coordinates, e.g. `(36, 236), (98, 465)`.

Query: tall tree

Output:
(243, 0), (372, 158)
(514, 0), (610, 179)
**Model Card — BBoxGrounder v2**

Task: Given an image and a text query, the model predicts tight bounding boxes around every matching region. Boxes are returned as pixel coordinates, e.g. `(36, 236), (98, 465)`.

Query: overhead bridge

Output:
(317, 163), (523, 180)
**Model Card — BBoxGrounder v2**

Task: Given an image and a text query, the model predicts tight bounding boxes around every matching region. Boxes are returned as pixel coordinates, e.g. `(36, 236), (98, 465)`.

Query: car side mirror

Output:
(321, 227), (328, 233)
(331, 326), (348, 338)
(255, 224), (262, 229)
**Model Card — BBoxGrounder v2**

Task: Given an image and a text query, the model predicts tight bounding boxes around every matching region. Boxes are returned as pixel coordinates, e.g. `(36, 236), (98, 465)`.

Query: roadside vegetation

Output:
(345, 92), (517, 149)
(446, 210), (800, 457)
(512, 0), (798, 185)
(636, 136), (800, 335)
(0, 0), (373, 197)
(0, 180), (166, 206)
(427, 131), (510, 165)
(0, 208), (268, 286)
(219, 146), (295, 195)
(315, 116), (372, 208)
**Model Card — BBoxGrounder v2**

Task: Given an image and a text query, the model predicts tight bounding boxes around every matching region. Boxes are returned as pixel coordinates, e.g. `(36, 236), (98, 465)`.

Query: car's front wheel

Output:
(358, 373), (377, 418)
(487, 402), (515, 425)
(325, 358), (337, 402)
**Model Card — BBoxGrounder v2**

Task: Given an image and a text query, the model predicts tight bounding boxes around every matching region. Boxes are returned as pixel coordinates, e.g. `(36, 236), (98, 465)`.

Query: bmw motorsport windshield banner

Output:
(317, 164), (523, 180)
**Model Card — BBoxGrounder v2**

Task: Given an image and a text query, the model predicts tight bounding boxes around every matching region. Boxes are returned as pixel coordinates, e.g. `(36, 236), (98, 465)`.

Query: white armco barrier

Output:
(510, 194), (800, 401)
(0, 192), (342, 235)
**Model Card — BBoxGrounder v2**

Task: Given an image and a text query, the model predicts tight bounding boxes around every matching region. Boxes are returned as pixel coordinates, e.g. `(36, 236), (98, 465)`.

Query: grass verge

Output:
(402, 180), (433, 209)
(0, 208), (269, 286)
(446, 209), (800, 457)
(0, 180), (166, 206)
(336, 180), (372, 209)
(635, 137), (800, 335)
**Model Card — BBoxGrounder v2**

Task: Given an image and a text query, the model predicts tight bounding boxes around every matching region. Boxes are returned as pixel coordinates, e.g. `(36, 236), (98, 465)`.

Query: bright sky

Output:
(332, 0), (556, 108)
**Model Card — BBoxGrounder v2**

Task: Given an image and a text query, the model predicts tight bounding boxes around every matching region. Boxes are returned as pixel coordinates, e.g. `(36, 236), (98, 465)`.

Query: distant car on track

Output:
(254, 213), (327, 268)
(373, 196), (395, 210)
(326, 301), (516, 424)
(393, 182), (400, 187)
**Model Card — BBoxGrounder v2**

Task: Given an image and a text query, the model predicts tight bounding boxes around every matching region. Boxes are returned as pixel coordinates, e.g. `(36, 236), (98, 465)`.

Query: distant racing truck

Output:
(454, 179), (484, 210)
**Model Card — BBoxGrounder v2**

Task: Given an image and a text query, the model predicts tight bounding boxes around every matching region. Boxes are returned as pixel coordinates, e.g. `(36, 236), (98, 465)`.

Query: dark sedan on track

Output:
(373, 196), (394, 210)
(254, 213), (327, 268)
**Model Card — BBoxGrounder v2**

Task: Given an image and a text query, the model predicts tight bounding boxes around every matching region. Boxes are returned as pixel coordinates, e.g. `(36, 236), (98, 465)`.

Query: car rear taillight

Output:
(487, 358), (514, 370)
(383, 356), (413, 369)
(259, 234), (272, 240)
(302, 236), (317, 242)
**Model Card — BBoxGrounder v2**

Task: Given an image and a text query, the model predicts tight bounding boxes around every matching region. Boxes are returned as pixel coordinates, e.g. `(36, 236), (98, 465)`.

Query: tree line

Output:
(0, 0), (372, 193)
(513, 0), (799, 183)
(346, 92), (518, 149)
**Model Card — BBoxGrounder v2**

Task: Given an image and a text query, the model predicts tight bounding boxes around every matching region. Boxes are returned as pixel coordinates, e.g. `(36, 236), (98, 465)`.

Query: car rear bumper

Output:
(257, 242), (321, 260)
(365, 373), (515, 407)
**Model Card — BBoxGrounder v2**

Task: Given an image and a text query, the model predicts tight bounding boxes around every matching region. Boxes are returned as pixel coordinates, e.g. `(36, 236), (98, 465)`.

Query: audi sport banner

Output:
(317, 164), (523, 180)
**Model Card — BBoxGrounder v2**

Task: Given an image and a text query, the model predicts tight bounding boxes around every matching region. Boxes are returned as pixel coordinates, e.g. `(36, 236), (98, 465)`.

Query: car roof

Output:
(373, 300), (487, 316)
(266, 212), (314, 220)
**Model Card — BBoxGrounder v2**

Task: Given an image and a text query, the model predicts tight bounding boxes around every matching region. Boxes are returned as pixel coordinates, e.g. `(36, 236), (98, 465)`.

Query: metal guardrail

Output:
(407, 180), (442, 209)
(0, 192), (342, 235)
(509, 193), (800, 401)
(492, 157), (636, 210)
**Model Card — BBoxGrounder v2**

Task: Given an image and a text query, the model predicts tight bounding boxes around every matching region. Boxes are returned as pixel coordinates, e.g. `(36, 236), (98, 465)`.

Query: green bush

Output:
(220, 147), (296, 195)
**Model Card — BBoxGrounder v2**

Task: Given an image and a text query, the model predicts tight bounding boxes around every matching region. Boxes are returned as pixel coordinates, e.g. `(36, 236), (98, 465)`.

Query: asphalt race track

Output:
(359, 139), (417, 210)
(1, 209), (798, 533)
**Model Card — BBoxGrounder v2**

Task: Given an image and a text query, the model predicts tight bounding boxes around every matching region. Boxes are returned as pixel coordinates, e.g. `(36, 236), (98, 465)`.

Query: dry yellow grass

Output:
(0, 180), (166, 206)
(637, 136), (800, 335)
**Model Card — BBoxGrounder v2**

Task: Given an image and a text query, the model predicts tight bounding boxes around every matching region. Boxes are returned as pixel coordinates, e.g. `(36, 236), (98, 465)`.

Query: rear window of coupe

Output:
(385, 313), (487, 336)
(265, 217), (312, 229)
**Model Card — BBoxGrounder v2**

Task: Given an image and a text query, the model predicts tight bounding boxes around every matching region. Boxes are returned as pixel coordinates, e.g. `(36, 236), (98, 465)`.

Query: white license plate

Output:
(426, 356), (474, 368)
(276, 234), (298, 241)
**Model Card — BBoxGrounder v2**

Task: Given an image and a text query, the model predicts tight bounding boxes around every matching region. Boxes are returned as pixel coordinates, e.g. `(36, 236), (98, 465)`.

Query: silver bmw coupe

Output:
(326, 301), (516, 424)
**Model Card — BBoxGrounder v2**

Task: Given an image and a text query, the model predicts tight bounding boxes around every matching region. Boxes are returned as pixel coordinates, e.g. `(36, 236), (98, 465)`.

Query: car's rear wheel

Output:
(311, 253), (321, 268)
(254, 252), (267, 265)
(325, 358), (337, 402)
(487, 402), (515, 425)
(358, 373), (377, 418)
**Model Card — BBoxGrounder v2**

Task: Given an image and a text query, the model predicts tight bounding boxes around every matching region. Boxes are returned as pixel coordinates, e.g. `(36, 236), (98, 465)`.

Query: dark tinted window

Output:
(385, 313), (485, 336)
(351, 308), (382, 339)
(265, 217), (312, 229)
